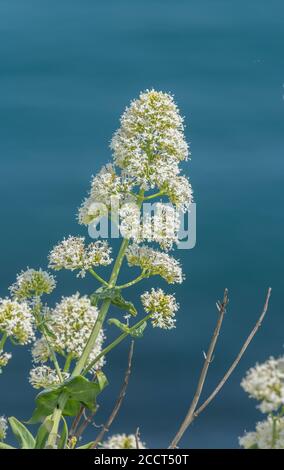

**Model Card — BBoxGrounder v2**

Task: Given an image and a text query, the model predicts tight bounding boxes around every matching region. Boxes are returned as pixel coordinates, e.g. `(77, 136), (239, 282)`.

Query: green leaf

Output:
(35, 417), (54, 449)
(90, 287), (137, 316)
(77, 441), (94, 449)
(108, 318), (130, 334)
(8, 417), (35, 449)
(130, 321), (147, 338)
(57, 417), (68, 449)
(28, 375), (107, 424)
(96, 370), (109, 392)
(0, 442), (16, 449)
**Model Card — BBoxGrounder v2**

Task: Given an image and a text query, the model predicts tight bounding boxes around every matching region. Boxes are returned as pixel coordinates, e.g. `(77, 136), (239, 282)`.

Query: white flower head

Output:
(0, 298), (34, 344)
(161, 175), (193, 212)
(31, 337), (50, 363)
(0, 351), (12, 370)
(126, 244), (184, 284)
(29, 365), (69, 389)
(78, 164), (134, 225)
(0, 416), (8, 441)
(111, 89), (189, 189)
(48, 236), (112, 277)
(141, 288), (179, 330)
(102, 433), (146, 449)
(239, 416), (284, 449)
(46, 293), (105, 370)
(241, 356), (284, 413)
(9, 268), (56, 300)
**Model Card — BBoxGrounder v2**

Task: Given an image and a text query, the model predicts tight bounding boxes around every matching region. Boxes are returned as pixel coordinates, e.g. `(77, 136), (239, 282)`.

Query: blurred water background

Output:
(0, 0), (283, 448)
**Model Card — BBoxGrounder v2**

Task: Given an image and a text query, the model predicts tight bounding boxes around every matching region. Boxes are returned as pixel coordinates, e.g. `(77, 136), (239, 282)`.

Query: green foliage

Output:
(91, 287), (137, 316)
(29, 374), (108, 424)
(35, 417), (54, 449)
(8, 417), (35, 449)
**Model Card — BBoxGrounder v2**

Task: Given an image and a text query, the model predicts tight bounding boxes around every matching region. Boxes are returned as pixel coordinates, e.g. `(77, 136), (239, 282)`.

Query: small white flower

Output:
(0, 351), (12, 370)
(141, 288), (179, 330)
(9, 268), (56, 300)
(31, 337), (50, 363)
(102, 433), (146, 449)
(0, 298), (35, 344)
(0, 416), (8, 440)
(29, 365), (69, 389)
(126, 244), (183, 284)
(239, 416), (284, 449)
(46, 293), (105, 371)
(78, 164), (134, 225)
(241, 356), (284, 413)
(48, 236), (112, 277)
(160, 175), (193, 212)
(111, 89), (189, 189)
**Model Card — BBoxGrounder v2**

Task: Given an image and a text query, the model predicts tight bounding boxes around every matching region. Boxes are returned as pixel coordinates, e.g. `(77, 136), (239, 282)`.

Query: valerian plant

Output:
(0, 90), (193, 449)
(0, 90), (272, 450)
(239, 356), (284, 449)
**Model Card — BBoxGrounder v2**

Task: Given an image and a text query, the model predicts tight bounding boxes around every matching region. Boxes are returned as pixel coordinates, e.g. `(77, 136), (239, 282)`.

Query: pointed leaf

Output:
(8, 417), (35, 449)
(0, 442), (16, 449)
(35, 417), (54, 449)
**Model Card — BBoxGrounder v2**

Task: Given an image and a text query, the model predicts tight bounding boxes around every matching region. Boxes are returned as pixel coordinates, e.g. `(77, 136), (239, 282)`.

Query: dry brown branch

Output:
(135, 427), (140, 449)
(193, 287), (272, 420)
(169, 287), (272, 449)
(169, 289), (229, 449)
(90, 340), (135, 448)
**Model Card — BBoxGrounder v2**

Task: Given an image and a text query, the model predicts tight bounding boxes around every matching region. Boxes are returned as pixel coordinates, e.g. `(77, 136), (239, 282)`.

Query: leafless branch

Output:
(169, 287), (271, 448)
(90, 340), (135, 448)
(135, 427), (140, 449)
(169, 289), (229, 448)
(193, 287), (272, 420)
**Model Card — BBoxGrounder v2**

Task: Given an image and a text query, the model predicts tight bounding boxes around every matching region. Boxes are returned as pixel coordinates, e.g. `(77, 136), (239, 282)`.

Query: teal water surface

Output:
(0, 0), (283, 448)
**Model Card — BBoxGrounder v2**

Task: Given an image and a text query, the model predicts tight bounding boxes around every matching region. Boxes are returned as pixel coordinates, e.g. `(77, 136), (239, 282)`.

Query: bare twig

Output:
(91, 340), (135, 448)
(135, 427), (140, 449)
(193, 287), (272, 420)
(169, 289), (229, 449)
(169, 287), (272, 448)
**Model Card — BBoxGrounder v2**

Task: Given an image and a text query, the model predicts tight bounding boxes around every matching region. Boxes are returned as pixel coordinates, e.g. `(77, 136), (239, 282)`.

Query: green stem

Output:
(46, 188), (145, 447)
(82, 313), (151, 375)
(63, 353), (73, 373)
(116, 270), (146, 289)
(272, 415), (278, 448)
(143, 191), (165, 200)
(0, 332), (7, 351)
(89, 269), (109, 287)
(33, 297), (63, 382)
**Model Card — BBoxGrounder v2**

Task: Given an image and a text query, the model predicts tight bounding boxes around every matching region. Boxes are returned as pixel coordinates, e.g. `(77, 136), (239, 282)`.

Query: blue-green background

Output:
(0, 0), (283, 449)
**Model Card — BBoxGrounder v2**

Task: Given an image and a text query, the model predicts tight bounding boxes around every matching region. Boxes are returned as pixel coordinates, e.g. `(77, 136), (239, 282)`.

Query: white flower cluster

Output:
(0, 351), (12, 370)
(0, 298), (34, 344)
(241, 356), (284, 413)
(126, 244), (183, 284)
(9, 268), (56, 300)
(141, 288), (179, 330)
(31, 337), (51, 363)
(119, 202), (180, 251)
(102, 433), (146, 449)
(239, 416), (284, 449)
(48, 236), (112, 277)
(0, 416), (7, 440)
(111, 89), (189, 190)
(161, 175), (193, 212)
(78, 164), (134, 225)
(32, 294), (105, 371)
(29, 366), (69, 389)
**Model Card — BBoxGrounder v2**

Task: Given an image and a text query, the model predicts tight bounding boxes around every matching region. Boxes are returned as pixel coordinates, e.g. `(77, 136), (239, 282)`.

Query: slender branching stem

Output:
(0, 332), (8, 351)
(90, 341), (135, 448)
(169, 289), (229, 449)
(89, 269), (109, 287)
(116, 270), (146, 289)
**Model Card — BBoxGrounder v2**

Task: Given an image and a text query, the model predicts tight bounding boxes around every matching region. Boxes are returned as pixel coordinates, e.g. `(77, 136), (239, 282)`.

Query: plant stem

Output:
(63, 353), (73, 373)
(89, 269), (109, 287)
(0, 332), (7, 351)
(46, 189), (145, 447)
(116, 270), (146, 289)
(143, 191), (165, 200)
(82, 313), (151, 375)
